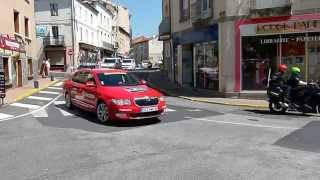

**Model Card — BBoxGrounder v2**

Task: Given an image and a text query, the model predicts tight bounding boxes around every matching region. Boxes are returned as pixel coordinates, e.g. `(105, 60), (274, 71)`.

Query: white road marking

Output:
(165, 108), (176, 112)
(194, 118), (299, 130)
(0, 95), (62, 122)
(53, 82), (63, 87)
(27, 96), (53, 101)
(32, 109), (48, 118)
(56, 108), (73, 116)
(187, 109), (202, 112)
(54, 101), (65, 105)
(48, 87), (63, 90)
(0, 113), (14, 119)
(11, 103), (41, 109)
(39, 91), (60, 95)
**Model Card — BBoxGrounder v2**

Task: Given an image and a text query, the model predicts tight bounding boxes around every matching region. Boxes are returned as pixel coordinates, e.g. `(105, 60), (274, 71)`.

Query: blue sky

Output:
(115, 0), (162, 38)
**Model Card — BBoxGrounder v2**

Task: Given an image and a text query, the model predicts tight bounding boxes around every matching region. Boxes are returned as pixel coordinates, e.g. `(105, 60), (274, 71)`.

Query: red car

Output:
(63, 68), (166, 123)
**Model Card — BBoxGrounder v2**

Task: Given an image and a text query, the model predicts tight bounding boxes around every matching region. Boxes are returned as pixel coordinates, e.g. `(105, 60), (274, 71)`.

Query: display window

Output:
(242, 32), (320, 90)
(194, 42), (219, 90)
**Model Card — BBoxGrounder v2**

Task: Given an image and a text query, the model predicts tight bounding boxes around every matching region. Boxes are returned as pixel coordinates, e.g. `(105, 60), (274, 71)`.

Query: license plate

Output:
(141, 106), (158, 113)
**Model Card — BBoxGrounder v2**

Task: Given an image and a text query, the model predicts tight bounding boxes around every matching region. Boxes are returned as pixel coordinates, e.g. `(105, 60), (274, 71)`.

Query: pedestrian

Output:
(40, 59), (46, 78)
(45, 58), (51, 77)
(41, 58), (50, 78)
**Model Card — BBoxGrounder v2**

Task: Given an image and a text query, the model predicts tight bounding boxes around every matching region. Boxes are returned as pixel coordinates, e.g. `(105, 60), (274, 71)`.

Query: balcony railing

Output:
(102, 41), (114, 51)
(43, 35), (65, 47)
(250, 0), (292, 9)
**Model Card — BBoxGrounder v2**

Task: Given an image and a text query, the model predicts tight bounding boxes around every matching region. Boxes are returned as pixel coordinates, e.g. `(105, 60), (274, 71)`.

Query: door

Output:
(83, 73), (98, 110)
(14, 60), (23, 87)
(182, 45), (193, 86)
(70, 71), (85, 107)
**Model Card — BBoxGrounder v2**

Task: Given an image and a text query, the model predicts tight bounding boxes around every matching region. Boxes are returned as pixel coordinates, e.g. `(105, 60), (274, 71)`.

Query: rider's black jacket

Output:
(270, 72), (286, 87)
(287, 74), (300, 88)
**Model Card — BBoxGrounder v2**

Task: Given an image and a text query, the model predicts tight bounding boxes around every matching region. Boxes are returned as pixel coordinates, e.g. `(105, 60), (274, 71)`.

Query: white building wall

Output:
(74, 0), (98, 47)
(148, 36), (163, 66)
(94, 3), (114, 50)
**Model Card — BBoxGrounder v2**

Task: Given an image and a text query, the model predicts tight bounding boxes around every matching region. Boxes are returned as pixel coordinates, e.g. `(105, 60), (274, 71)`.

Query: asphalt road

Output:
(0, 71), (320, 179)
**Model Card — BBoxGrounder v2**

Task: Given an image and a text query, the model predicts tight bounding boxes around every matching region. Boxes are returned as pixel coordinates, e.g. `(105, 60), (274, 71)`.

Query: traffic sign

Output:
(68, 49), (73, 56)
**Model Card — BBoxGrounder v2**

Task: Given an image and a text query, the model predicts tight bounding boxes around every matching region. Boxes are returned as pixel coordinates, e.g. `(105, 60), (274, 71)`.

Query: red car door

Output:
(71, 71), (86, 107)
(83, 72), (98, 111)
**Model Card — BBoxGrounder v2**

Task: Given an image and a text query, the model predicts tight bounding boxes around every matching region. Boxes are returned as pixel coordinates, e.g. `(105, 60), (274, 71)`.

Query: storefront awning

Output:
(79, 43), (98, 52)
(0, 35), (24, 53)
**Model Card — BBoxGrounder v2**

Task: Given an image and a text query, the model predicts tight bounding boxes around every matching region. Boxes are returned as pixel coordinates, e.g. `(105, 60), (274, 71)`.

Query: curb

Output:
(148, 82), (268, 109)
(178, 96), (268, 109)
(13, 80), (60, 103)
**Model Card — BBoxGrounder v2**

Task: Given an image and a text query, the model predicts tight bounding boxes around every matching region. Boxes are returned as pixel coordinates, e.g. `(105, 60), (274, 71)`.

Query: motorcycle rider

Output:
(269, 64), (289, 107)
(286, 67), (307, 101)
(271, 64), (287, 87)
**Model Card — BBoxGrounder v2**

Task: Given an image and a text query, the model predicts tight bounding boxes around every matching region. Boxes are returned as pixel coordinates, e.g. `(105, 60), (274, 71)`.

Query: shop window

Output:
(242, 35), (279, 90)
(195, 42), (219, 90)
(3, 58), (9, 83)
(28, 59), (33, 76)
(307, 32), (320, 82)
(14, 11), (19, 33)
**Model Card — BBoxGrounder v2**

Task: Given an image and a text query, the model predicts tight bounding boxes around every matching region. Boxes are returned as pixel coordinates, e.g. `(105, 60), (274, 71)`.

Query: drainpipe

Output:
(71, 0), (75, 72)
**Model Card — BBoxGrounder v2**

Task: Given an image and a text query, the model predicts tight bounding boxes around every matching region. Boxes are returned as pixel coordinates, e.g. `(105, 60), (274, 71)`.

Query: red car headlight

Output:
(111, 99), (132, 106)
(159, 96), (165, 102)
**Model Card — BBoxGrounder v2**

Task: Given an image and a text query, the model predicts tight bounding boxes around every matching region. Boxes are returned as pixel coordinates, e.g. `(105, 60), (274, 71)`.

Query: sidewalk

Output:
(3, 77), (59, 105)
(147, 71), (268, 108)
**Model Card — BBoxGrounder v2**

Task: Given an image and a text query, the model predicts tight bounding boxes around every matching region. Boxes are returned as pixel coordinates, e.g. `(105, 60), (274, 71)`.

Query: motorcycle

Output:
(267, 81), (320, 115)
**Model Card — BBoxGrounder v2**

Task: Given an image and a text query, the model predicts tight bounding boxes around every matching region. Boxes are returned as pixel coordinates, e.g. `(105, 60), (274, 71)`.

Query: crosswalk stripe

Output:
(165, 108), (176, 112)
(57, 108), (73, 116)
(39, 91), (60, 95)
(32, 109), (48, 118)
(53, 82), (63, 87)
(54, 101), (65, 105)
(11, 103), (40, 109)
(27, 96), (53, 101)
(48, 87), (63, 90)
(0, 113), (14, 120)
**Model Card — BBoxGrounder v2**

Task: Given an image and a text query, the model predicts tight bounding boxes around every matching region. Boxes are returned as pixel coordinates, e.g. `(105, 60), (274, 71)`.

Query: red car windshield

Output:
(98, 73), (140, 86)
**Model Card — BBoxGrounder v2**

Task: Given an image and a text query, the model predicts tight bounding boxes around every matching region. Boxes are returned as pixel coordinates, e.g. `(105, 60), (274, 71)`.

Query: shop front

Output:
(235, 13), (320, 92)
(0, 34), (26, 88)
(78, 43), (98, 65)
(172, 24), (219, 89)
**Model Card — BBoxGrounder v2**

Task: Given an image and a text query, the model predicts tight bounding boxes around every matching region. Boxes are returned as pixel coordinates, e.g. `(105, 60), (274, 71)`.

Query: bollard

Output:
(34, 80), (39, 89)
(51, 75), (54, 81)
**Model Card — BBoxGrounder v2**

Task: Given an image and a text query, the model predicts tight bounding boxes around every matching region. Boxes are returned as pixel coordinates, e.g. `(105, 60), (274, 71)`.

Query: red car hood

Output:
(99, 85), (162, 99)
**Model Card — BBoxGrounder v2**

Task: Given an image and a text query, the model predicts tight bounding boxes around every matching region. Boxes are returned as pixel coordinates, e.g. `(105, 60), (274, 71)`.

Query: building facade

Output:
(131, 36), (163, 67)
(0, 0), (37, 88)
(35, 0), (115, 71)
(131, 36), (149, 65)
(109, 4), (131, 58)
(159, 0), (172, 80)
(160, 0), (320, 97)
(162, 0), (219, 90)
(148, 36), (163, 66)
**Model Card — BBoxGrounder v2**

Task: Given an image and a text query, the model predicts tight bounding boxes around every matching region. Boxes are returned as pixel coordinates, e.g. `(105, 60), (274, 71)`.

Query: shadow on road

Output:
(56, 104), (161, 128)
(244, 109), (312, 117)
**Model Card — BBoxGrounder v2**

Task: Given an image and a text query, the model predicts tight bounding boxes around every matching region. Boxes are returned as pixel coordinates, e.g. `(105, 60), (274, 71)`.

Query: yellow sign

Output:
(257, 20), (320, 34)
